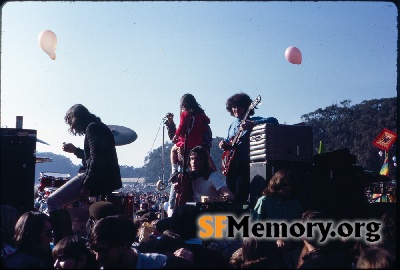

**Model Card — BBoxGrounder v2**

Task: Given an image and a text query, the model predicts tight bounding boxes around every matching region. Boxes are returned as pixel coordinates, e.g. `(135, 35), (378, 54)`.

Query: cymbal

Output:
(37, 138), (50, 145)
(36, 157), (53, 163)
(108, 125), (137, 146)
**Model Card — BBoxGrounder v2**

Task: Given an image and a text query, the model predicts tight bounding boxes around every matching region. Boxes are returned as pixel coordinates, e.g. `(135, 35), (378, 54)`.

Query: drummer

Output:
(46, 104), (122, 244)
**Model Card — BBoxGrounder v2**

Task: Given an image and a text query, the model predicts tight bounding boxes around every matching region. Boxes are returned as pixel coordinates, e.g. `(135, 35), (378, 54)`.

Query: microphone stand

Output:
(159, 116), (167, 220)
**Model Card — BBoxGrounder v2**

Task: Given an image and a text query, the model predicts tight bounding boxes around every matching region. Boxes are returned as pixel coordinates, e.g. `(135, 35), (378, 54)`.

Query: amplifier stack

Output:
(249, 124), (313, 208)
(1, 128), (37, 215)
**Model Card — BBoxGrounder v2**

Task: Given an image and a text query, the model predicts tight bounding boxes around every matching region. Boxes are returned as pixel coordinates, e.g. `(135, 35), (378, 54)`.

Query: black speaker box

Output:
(249, 160), (313, 209)
(311, 165), (367, 220)
(1, 128), (37, 215)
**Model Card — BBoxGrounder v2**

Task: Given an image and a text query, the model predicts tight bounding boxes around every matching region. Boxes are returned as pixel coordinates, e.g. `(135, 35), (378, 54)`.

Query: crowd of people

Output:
(1, 94), (397, 268)
(1, 201), (396, 269)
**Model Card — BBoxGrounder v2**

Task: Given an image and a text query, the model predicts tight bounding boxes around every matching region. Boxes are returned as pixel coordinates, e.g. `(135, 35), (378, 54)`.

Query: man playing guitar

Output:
(219, 93), (279, 204)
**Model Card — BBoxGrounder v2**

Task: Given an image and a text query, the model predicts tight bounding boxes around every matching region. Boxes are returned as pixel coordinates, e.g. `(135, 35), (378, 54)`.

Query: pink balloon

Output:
(285, 46), (302, 65)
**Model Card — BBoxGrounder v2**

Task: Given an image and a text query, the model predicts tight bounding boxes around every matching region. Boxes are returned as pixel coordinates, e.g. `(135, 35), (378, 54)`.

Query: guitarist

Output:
(219, 93), (279, 204)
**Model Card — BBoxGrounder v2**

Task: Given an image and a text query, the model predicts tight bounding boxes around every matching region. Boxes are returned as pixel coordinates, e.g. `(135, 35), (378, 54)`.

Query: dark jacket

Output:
(74, 121), (122, 196)
(3, 248), (53, 269)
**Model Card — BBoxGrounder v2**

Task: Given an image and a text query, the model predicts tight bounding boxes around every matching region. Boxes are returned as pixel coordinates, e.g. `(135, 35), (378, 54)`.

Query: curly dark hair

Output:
(64, 104), (101, 136)
(226, 93), (255, 117)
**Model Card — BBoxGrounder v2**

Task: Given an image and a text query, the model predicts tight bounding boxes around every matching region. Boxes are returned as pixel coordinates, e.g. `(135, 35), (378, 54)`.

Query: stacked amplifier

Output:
(1, 128), (37, 214)
(249, 124), (313, 208)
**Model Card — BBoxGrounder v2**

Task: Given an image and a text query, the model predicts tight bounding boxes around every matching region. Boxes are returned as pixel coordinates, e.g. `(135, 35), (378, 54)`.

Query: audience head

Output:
(230, 237), (283, 268)
(89, 216), (138, 269)
(140, 202), (149, 210)
(380, 210), (396, 227)
(379, 225), (396, 249)
(262, 169), (294, 197)
(14, 211), (53, 252)
(89, 201), (121, 222)
(0, 204), (20, 246)
(87, 201), (122, 237)
(301, 210), (326, 248)
(138, 230), (184, 256)
(355, 245), (396, 269)
(155, 205), (200, 240)
(53, 236), (97, 269)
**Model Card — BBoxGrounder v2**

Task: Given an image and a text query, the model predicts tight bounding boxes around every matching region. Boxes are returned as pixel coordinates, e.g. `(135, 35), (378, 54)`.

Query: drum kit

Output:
(35, 125), (137, 215)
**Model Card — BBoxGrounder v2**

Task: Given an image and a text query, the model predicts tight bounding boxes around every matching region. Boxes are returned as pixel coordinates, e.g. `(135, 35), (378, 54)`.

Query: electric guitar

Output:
(221, 95), (262, 176)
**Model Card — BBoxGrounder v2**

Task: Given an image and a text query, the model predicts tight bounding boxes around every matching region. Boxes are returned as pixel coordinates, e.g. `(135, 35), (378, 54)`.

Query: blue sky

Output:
(1, 1), (397, 168)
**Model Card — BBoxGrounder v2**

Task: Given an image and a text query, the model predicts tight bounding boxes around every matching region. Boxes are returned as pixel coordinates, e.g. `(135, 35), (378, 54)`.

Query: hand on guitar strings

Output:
(174, 183), (183, 194)
(219, 140), (232, 151)
(240, 120), (256, 130)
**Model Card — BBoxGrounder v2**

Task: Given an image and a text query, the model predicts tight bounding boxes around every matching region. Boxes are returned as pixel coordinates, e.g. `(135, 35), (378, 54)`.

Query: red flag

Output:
(372, 128), (397, 151)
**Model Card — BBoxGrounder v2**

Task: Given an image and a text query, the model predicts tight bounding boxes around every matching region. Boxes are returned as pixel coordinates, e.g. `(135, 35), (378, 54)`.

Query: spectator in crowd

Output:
(85, 201), (122, 239)
(4, 211), (54, 269)
(355, 244), (396, 269)
(155, 205), (231, 268)
(229, 237), (285, 268)
(379, 209), (396, 249)
(252, 169), (303, 221)
(252, 169), (303, 267)
(53, 236), (97, 269)
(89, 215), (193, 268)
(0, 204), (20, 259)
(299, 210), (352, 269)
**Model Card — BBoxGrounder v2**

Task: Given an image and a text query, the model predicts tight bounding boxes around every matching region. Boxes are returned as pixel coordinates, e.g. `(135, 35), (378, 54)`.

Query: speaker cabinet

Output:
(1, 128), (37, 215)
(311, 165), (367, 219)
(249, 124), (313, 162)
(250, 160), (313, 209)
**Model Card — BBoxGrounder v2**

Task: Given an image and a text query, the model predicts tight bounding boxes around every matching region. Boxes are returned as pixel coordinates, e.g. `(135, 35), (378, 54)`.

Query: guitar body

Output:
(174, 173), (194, 207)
(221, 148), (236, 176)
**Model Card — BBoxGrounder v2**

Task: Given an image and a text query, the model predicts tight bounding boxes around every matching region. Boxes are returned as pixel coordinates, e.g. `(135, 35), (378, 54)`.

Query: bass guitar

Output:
(221, 95), (262, 176)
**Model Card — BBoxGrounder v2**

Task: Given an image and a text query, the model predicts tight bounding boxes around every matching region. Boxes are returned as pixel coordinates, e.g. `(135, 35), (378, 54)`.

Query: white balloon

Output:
(38, 30), (57, 60)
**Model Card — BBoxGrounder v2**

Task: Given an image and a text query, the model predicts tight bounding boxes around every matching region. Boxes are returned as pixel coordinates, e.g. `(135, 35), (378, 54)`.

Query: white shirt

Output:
(191, 172), (227, 203)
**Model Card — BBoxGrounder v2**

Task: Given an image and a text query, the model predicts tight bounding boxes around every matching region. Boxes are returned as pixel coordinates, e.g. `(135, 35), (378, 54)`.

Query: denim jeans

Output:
(168, 184), (176, 209)
(47, 174), (85, 213)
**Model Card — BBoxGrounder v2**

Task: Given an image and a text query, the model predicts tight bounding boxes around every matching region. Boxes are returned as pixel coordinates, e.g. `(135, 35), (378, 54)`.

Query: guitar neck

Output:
(231, 106), (252, 146)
